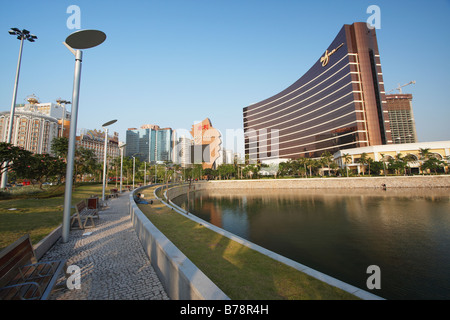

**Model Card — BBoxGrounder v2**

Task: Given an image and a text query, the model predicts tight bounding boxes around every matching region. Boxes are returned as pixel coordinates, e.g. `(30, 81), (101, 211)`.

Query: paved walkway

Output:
(42, 191), (169, 300)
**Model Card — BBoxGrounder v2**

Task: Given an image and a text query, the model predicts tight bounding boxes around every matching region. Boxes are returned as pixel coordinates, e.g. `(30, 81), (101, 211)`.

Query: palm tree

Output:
(419, 148), (431, 161)
(321, 151), (333, 176)
(342, 153), (352, 177)
(419, 148), (431, 175)
(305, 158), (314, 177)
(358, 152), (369, 175)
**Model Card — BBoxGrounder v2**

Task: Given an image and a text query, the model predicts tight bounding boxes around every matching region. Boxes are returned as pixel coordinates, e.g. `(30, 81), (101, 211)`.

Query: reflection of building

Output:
(189, 118), (222, 169)
(76, 129), (120, 164)
(334, 141), (450, 174)
(125, 125), (173, 163)
(244, 22), (392, 162)
(0, 96), (70, 155)
(385, 94), (418, 144)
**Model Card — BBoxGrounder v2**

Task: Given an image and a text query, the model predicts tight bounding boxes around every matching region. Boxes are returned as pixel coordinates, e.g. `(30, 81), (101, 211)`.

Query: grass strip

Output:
(138, 186), (359, 300)
(0, 183), (105, 250)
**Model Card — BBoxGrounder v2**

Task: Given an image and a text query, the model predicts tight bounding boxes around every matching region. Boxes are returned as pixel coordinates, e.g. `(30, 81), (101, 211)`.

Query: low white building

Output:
(334, 141), (450, 173)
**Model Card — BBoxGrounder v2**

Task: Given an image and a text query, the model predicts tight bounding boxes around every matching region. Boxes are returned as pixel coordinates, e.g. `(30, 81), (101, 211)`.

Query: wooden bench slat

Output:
(0, 234), (66, 300)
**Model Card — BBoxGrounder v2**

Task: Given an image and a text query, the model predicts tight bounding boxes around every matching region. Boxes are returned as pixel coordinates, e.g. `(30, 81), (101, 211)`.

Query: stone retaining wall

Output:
(178, 175), (450, 192)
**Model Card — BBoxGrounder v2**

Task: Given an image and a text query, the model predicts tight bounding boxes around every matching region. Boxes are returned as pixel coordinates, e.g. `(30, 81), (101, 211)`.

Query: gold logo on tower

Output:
(320, 43), (344, 67)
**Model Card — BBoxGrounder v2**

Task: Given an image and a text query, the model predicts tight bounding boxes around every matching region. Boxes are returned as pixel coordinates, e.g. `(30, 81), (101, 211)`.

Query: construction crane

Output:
(387, 81), (416, 94)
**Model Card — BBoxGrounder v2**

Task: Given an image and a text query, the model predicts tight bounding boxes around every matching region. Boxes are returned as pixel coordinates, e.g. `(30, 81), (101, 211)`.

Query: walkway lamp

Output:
(102, 119), (117, 202)
(132, 156), (136, 190)
(119, 143), (126, 193)
(62, 29), (106, 243)
(1, 28), (37, 189)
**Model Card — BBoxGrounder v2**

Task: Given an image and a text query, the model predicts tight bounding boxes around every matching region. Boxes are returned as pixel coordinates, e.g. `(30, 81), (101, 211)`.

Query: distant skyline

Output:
(1, 0), (449, 156)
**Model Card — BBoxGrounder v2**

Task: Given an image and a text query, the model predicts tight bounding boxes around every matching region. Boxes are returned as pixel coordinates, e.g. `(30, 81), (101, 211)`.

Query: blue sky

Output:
(1, 0), (449, 155)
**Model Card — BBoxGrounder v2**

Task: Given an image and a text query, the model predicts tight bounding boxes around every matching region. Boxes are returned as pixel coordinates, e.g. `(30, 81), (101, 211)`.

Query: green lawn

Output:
(139, 186), (359, 300)
(0, 183), (104, 250)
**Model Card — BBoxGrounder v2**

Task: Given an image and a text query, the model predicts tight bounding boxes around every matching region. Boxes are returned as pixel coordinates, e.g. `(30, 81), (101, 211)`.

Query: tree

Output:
(218, 164), (235, 179)
(51, 137), (69, 160)
(419, 148), (431, 161)
(0, 143), (32, 178)
(342, 153), (352, 177)
(14, 153), (65, 189)
(74, 147), (98, 182)
(320, 151), (333, 176)
(421, 157), (445, 174)
(357, 153), (369, 175)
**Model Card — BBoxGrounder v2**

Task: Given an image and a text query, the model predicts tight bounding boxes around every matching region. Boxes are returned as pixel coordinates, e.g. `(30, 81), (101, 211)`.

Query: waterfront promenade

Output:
(42, 191), (169, 300)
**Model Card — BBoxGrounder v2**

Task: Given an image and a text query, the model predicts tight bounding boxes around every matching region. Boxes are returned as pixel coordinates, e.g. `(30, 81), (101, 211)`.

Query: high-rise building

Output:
(243, 22), (392, 162)
(174, 135), (192, 167)
(156, 128), (173, 162)
(385, 94), (418, 144)
(125, 125), (173, 163)
(189, 118), (222, 169)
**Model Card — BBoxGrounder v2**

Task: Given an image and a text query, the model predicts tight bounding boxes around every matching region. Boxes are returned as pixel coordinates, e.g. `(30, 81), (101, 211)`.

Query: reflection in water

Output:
(173, 188), (450, 300)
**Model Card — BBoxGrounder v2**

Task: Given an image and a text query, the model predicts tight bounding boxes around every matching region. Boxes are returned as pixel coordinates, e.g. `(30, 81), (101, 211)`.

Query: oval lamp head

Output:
(66, 29), (106, 49)
(102, 119), (117, 127)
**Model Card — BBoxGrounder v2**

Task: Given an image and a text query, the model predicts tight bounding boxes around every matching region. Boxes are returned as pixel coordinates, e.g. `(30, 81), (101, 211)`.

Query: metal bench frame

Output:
(0, 234), (66, 300)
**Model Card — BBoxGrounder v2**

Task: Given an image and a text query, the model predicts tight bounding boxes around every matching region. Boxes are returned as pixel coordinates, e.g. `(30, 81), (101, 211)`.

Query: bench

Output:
(70, 200), (99, 229)
(0, 234), (66, 300)
(110, 188), (118, 198)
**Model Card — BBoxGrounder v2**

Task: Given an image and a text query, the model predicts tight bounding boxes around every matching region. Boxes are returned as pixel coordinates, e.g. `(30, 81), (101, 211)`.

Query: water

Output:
(172, 188), (450, 300)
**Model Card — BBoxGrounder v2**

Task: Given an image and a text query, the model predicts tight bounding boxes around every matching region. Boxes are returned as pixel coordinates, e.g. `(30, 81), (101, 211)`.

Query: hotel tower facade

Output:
(243, 22), (393, 162)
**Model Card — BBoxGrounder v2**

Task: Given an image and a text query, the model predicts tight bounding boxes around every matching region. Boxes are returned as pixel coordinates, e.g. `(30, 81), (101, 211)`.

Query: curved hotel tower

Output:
(243, 22), (392, 161)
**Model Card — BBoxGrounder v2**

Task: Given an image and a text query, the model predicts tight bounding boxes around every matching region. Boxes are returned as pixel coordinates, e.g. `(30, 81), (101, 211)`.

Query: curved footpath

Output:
(42, 191), (169, 300)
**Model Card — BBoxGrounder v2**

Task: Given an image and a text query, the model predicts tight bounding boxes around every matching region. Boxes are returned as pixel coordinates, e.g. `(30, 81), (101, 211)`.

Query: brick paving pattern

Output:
(42, 191), (169, 300)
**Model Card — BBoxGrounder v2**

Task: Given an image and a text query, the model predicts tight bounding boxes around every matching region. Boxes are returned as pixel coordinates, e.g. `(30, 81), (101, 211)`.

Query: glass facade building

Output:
(243, 22), (392, 161)
(126, 125), (173, 163)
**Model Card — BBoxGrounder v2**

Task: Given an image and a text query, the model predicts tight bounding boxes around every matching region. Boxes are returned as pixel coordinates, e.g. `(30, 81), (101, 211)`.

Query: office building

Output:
(385, 94), (418, 144)
(125, 125), (173, 163)
(243, 22), (393, 162)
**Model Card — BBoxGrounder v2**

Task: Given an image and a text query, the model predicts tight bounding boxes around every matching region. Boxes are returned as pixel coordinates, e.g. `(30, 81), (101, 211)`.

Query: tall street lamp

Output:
(1, 28), (37, 189)
(132, 156), (136, 190)
(102, 119), (117, 201)
(119, 143), (126, 193)
(56, 99), (71, 138)
(61, 29), (106, 243)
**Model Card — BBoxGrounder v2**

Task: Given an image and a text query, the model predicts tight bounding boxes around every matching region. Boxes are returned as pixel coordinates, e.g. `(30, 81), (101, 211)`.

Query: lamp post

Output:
(119, 143), (126, 193)
(144, 162), (147, 185)
(1, 28), (37, 189)
(61, 29), (106, 243)
(102, 119), (117, 202)
(132, 156), (136, 190)
(56, 99), (71, 138)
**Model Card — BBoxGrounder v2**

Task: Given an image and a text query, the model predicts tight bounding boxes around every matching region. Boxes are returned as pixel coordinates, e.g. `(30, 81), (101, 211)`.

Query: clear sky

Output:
(1, 0), (449, 155)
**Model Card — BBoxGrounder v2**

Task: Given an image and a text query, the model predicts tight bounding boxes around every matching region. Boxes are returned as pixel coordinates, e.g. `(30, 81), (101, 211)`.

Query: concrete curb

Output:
(130, 186), (230, 300)
(34, 224), (63, 261)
